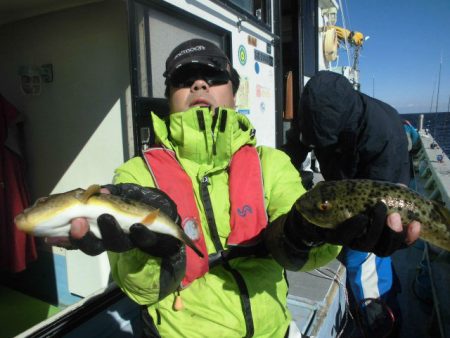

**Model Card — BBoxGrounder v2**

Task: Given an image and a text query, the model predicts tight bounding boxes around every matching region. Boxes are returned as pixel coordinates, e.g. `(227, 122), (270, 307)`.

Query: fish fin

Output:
(141, 210), (160, 225)
(79, 185), (102, 203)
(34, 196), (48, 206)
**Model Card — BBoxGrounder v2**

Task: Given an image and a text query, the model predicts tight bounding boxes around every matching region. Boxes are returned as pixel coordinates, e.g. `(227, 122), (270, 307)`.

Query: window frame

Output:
(213, 0), (273, 32)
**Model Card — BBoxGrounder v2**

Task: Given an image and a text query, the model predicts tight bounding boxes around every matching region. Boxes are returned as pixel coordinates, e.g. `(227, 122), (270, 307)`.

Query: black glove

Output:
(286, 201), (407, 257)
(70, 183), (183, 257)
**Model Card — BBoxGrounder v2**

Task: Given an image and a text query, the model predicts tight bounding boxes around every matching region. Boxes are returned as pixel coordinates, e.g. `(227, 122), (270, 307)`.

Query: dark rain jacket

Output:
(288, 71), (410, 185)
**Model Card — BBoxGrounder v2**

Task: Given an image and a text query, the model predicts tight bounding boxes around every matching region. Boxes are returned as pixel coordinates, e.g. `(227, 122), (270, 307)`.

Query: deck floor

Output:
(0, 285), (61, 338)
(391, 242), (435, 338)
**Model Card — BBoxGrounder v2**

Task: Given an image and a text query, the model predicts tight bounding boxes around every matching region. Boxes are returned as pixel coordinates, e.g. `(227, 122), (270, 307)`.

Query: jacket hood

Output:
(151, 107), (256, 177)
(298, 71), (364, 147)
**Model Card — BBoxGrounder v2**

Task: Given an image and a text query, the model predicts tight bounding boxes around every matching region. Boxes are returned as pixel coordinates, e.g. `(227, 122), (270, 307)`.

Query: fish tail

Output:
(433, 201), (450, 227)
(142, 210), (204, 258)
(179, 232), (204, 258)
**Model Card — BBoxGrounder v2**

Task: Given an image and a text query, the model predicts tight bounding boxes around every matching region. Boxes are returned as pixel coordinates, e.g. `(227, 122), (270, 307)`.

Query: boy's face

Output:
(168, 65), (235, 113)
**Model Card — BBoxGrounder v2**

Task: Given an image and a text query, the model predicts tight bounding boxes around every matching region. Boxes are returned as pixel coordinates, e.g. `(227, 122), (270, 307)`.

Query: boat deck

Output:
(394, 242), (450, 338)
(401, 130), (450, 338)
(287, 260), (347, 337)
(413, 131), (450, 206)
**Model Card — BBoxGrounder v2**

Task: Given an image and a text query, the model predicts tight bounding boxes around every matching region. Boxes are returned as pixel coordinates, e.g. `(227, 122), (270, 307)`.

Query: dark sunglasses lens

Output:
(170, 68), (229, 88)
(206, 72), (229, 86)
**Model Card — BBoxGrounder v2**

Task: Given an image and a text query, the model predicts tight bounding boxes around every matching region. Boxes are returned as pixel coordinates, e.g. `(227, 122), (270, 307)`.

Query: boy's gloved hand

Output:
(70, 183), (182, 257)
(286, 201), (408, 257)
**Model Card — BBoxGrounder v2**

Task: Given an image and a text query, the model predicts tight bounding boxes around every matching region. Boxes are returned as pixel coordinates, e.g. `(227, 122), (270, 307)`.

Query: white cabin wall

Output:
(0, 0), (130, 200)
(0, 0), (131, 298)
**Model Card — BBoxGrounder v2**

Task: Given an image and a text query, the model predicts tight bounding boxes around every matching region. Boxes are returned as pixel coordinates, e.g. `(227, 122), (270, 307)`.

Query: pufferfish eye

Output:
(317, 200), (331, 211)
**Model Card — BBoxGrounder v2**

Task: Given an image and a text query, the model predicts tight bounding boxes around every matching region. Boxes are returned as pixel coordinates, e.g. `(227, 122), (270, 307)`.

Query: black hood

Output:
(292, 70), (410, 185)
(298, 71), (363, 147)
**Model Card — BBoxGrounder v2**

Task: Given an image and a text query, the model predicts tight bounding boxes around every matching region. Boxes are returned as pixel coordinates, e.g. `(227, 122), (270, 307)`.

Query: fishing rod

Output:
(432, 55), (442, 140)
(435, 55), (442, 114)
(429, 55), (443, 149)
(429, 78), (436, 116)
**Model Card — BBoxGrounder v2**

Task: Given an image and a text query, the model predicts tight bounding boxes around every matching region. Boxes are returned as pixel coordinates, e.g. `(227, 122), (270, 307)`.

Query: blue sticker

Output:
(238, 109), (250, 115)
(254, 62), (260, 74)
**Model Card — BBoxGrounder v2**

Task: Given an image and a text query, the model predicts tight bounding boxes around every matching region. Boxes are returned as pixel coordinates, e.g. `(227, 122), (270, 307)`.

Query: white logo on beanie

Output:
(174, 45), (206, 60)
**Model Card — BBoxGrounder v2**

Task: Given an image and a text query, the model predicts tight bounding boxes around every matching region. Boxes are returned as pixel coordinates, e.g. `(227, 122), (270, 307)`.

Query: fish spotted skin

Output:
(15, 185), (203, 257)
(296, 179), (450, 251)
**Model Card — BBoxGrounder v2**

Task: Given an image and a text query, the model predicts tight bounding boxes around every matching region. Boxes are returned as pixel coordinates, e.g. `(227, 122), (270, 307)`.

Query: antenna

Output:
(435, 53), (442, 113)
(429, 78), (436, 113)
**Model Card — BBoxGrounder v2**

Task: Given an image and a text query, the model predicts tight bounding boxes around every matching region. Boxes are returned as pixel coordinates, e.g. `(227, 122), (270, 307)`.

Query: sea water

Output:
(401, 112), (450, 157)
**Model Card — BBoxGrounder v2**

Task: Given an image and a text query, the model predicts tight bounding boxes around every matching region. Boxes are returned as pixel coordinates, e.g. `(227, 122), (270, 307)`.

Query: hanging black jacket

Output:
(284, 71), (410, 185)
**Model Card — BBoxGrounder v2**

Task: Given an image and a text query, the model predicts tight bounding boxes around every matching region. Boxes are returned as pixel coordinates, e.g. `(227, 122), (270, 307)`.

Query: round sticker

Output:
(254, 62), (260, 74)
(238, 45), (247, 65)
(183, 218), (200, 240)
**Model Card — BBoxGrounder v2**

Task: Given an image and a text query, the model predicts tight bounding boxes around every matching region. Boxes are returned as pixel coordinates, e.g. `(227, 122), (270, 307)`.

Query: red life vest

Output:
(143, 145), (268, 287)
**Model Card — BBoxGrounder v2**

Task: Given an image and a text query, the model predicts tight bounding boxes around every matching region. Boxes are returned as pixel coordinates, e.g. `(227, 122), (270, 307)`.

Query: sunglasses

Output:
(169, 67), (230, 88)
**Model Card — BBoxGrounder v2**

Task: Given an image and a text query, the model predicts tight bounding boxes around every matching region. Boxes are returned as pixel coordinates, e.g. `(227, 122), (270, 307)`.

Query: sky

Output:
(336, 0), (450, 114)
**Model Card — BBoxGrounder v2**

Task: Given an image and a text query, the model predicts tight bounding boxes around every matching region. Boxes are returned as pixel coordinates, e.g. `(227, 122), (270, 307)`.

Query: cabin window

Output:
(225, 0), (272, 27)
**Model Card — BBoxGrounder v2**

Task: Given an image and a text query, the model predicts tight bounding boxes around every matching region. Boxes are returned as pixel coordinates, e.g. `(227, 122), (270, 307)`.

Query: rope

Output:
(343, 0), (352, 29)
(309, 267), (353, 338)
(338, 0), (352, 66)
(310, 265), (402, 338)
(423, 243), (447, 337)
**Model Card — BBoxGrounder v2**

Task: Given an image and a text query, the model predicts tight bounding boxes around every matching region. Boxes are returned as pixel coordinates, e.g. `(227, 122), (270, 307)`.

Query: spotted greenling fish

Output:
(296, 179), (450, 251)
(15, 185), (203, 257)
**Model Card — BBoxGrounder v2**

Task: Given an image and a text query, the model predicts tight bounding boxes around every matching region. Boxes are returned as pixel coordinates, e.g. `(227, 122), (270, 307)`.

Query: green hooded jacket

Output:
(108, 107), (339, 337)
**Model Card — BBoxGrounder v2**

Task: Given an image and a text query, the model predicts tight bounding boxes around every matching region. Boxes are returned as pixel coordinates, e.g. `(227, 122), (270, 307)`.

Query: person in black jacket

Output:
(281, 70), (411, 338)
